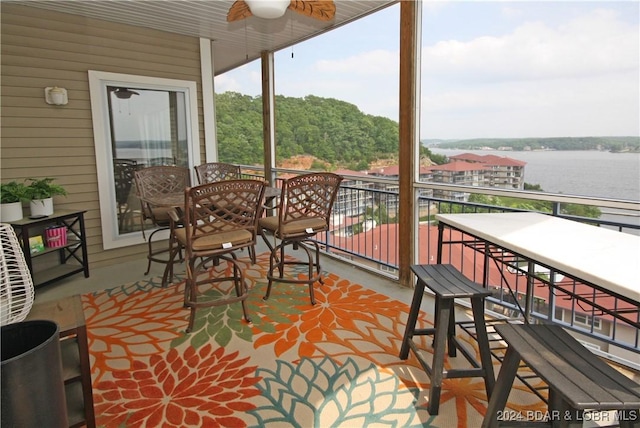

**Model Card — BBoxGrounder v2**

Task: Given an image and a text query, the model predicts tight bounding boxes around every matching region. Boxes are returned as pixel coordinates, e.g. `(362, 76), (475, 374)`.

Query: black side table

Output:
(8, 209), (89, 287)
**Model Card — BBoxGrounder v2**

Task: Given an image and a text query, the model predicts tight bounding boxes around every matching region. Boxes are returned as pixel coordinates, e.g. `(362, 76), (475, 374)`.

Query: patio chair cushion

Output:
(150, 206), (173, 224)
(173, 227), (252, 251)
(259, 216), (327, 238)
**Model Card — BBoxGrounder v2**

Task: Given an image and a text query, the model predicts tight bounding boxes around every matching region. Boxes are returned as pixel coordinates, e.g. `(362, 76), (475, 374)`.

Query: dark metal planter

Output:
(1, 320), (68, 427)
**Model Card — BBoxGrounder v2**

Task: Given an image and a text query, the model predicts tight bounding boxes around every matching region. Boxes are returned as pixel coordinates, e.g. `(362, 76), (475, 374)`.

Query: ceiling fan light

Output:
(245, 0), (289, 19)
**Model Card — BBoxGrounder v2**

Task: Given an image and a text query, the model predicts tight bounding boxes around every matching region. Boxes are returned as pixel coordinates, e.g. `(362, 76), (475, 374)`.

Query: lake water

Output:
(431, 149), (640, 202)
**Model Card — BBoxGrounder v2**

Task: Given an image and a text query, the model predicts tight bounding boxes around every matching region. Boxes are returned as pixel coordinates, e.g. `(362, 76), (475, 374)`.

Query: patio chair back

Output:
(133, 164), (190, 266)
(168, 179), (266, 332)
(134, 166), (190, 225)
(184, 179), (265, 254)
(276, 172), (343, 240)
(194, 162), (242, 184)
(259, 172), (343, 304)
(114, 159), (140, 230)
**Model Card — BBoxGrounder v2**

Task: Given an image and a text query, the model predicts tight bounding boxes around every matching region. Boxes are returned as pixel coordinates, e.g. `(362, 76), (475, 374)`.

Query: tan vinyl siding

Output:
(1, 4), (205, 268)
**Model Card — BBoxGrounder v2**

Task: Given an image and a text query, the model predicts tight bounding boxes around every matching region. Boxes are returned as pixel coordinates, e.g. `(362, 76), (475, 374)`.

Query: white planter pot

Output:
(0, 202), (24, 222)
(30, 198), (54, 216)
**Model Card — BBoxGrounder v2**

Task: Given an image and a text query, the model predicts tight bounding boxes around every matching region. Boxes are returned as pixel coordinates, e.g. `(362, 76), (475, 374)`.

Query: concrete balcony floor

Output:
(36, 239), (426, 312)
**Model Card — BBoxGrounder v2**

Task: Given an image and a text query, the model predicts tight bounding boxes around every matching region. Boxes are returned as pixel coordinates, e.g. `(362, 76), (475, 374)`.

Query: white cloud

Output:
(423, 9), (638, 82)
(214, 73), (243, 93)
(215, 66), (262, 95)
(274, 48), (399, 119)
(314, 49), (398, 76)
(421, 72), (640, 138)
(501, 5), (525, 19)
(421, 6), (639, 138)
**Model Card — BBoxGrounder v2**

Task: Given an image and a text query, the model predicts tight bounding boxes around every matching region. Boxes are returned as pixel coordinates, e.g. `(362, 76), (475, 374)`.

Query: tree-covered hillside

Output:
(216, 92), (637, 169)
(216, 92), (432, 169)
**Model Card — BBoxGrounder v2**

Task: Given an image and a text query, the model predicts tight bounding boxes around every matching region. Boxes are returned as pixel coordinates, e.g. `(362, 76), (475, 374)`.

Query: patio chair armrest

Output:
(167, 207), (181, 223)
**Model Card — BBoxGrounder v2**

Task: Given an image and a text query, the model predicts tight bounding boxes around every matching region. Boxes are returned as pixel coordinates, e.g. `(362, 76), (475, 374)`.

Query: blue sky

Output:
(215, 1), (640, 140)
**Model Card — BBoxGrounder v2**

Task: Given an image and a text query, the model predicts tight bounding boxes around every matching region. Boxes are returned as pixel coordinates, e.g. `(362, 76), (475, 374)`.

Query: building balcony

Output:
(34, 170), (640, 426)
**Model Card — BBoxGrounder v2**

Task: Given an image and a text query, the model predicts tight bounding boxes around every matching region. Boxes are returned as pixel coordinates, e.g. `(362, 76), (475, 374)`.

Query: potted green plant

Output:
(25, 177), (67, 217)
(1, 181), (29, 222)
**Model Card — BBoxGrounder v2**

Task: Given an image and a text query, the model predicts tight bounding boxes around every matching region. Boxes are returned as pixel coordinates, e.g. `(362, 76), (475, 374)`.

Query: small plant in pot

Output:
(25, 177), (67, 217)
(0, 181), (29, 222)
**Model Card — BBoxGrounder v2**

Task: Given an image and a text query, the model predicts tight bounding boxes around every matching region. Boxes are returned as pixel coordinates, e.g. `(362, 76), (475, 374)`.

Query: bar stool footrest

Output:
(411, 320), (491, 372)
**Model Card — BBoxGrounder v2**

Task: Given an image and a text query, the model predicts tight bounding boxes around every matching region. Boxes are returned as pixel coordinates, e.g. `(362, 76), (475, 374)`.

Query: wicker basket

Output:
(0, 223), (35, 326)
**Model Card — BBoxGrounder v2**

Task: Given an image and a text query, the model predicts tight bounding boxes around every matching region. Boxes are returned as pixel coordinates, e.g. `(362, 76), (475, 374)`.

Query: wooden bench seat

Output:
(482, 323), (640, 428)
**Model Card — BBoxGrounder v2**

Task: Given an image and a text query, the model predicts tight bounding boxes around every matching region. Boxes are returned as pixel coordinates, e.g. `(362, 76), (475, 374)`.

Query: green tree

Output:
(215, 92), (403, 168)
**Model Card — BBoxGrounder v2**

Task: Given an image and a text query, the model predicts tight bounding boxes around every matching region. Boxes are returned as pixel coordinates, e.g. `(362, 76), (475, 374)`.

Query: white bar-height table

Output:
(436, 212), (640, 332)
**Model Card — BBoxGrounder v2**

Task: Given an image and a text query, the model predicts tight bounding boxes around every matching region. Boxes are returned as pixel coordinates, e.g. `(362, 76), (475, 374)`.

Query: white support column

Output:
(200, 38), (217, 162)
(261, 51), (276, 184)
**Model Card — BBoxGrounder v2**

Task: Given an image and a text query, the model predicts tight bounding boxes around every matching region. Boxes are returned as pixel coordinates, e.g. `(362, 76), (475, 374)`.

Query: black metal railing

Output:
(240, 165), (640, 369)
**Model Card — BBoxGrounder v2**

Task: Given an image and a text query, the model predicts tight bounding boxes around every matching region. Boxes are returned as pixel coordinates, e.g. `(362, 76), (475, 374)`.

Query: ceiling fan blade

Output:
(290, 0), (335, 21)
(227, 0), (253, 22)
(114, 88), (139, 99)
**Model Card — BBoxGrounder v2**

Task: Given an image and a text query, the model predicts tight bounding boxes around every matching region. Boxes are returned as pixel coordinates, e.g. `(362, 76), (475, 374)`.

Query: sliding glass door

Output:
(89, 71), (200, 249)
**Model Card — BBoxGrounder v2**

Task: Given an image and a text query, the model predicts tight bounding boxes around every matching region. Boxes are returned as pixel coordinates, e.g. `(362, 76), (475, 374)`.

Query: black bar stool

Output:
(399, 263), (496, 415)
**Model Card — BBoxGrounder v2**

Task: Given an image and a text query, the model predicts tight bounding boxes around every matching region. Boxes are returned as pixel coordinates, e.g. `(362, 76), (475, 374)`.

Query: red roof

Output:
(333, 168), (370, 178)
(450, 153), (487, 163)
(329, 223), (628, 322)
(367, 165), (433, 177)
(450, 153), (526, 167)
(426, 162), (488, 172)
(331, 223), (509, 285)
(485, 157), (526, 167)
(367, 165), (400, 176)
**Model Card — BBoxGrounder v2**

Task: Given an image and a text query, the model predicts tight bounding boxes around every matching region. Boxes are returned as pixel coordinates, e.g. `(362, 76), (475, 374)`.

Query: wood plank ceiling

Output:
(17, 0), (397, 74)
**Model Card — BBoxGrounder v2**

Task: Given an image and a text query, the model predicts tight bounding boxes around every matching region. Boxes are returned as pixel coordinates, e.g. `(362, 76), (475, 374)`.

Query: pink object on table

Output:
(45, 226), (67, 248)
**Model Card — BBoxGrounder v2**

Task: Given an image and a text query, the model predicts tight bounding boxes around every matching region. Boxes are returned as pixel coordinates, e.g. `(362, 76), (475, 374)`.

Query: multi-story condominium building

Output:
(332, 169), (374, 218)
(448, 153), (526, 190)
(366, 165), (434, 215)
(425, 162), (487, 201)
(366, 154), (525, 203)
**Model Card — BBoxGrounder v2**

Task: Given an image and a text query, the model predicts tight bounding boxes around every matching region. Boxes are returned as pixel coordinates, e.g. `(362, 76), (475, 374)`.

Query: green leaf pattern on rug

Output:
(247, 280), (307, 331)
(170, 292), (254, 349)
(248, 356), (429, 427)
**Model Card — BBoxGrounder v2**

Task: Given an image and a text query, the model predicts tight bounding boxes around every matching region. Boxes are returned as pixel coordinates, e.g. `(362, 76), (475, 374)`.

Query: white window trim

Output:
(88, 70), (201, 250)
(574, 313), (602, 330)
(578, 339), (601, 351)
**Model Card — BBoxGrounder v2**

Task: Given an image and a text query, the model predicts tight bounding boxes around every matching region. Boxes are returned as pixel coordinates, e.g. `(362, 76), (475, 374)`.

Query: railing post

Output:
(525, 261), (535, 324)
(437, 222), (444, 264)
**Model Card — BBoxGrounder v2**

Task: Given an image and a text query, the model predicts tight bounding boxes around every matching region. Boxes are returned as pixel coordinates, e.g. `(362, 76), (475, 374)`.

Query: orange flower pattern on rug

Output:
(83, 253), (546, 427)
(83, 283), (187, 383)
(252, 273), (410, 362)
(93, 344), (261, 427)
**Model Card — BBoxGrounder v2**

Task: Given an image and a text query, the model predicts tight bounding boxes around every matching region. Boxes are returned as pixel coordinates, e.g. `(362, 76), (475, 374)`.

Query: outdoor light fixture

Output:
(44, 87), (68, 106)
(245, 0), (289, 19)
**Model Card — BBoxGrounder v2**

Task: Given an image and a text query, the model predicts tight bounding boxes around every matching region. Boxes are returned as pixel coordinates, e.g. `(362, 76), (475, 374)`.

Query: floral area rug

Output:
(82, 253), (544, 427)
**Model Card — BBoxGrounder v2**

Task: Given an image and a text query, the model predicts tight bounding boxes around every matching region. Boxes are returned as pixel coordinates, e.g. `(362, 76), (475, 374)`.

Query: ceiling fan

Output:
(227, 0), (336, 22)
(112, 88), (140, 100)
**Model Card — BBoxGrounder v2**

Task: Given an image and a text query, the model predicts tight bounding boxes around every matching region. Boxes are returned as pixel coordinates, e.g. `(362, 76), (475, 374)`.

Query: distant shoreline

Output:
(423, 136), (640, 153)
(432, 147), (640, 154)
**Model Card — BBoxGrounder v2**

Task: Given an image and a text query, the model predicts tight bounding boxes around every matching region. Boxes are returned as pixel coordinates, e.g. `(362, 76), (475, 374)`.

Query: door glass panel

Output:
(89, 71), (200, 250)
(107, 86), (189, 235)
